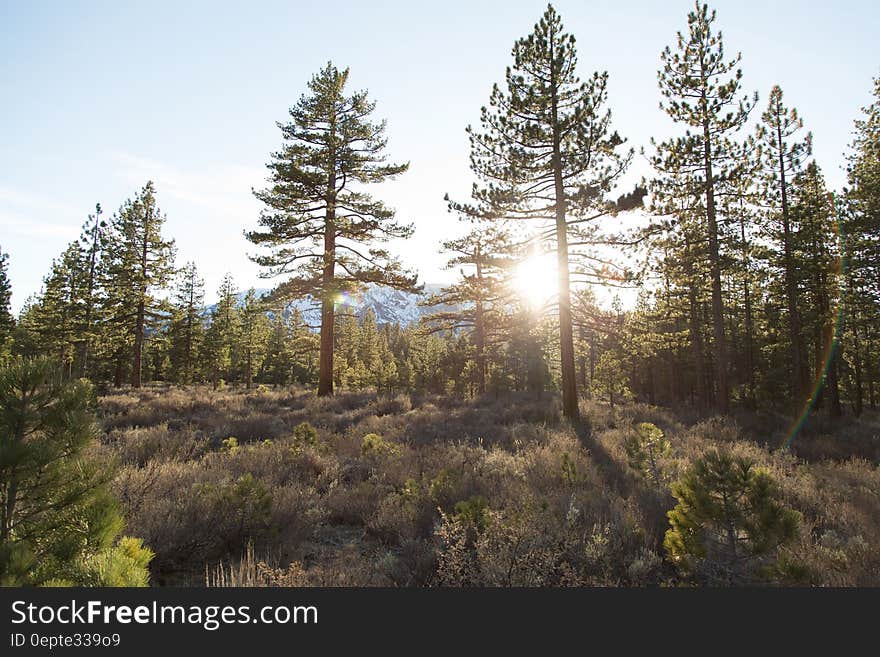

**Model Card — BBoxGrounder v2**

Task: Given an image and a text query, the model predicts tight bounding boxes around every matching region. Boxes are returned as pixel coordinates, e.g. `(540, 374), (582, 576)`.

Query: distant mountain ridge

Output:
(208, 283), (454, 328)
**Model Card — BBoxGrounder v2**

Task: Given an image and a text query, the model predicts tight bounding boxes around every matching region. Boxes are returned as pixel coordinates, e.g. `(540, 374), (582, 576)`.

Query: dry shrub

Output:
(435, 497), (659, 587)
(106, 423), (207, 466)
(94, 384), (880, 587)
(207, 543), (307, 587)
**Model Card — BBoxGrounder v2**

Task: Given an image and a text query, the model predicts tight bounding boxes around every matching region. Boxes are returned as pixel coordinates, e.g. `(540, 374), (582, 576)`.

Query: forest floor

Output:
(93, 385), (880, 586)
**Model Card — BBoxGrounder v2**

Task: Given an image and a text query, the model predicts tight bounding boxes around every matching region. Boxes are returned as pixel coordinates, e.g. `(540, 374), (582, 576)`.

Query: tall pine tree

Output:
(756, 85), (812, 410)
(169, 262), (205, 385)
(76, 204), (105, 378)
(248, 62), (417, 397)
(652, 1), (756, 413)
(0, 247), (14, 359)
(237, 289), (270, 389)
(453, 4), (633, 419)
(422, 225), (511, 395)
(202, 274), (239, 389)
(100, 182), (176, 388)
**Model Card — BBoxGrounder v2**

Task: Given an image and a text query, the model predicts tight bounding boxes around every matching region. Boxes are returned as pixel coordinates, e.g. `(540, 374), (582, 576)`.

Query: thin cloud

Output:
(109, 152), (264, 218)
(0, 187), (82, 240)
(0, 210), (78, 239)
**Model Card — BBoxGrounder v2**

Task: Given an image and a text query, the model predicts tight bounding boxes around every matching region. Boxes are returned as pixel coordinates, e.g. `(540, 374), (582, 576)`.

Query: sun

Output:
(513, 251), (557, 308)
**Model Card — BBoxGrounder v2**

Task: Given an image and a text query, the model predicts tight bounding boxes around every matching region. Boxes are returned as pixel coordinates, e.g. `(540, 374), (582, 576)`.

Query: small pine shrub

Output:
(361, 433), (399, 458)
(453, 496), (489, 531)
(625, 422), (671, 488)
(291, 422), (319, 450)
(221, 437), (240, 454)
(664, 449), (801, 584)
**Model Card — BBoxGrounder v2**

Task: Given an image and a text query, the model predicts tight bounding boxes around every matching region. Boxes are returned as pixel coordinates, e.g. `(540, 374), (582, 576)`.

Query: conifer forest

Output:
(2, 3), (879, 587)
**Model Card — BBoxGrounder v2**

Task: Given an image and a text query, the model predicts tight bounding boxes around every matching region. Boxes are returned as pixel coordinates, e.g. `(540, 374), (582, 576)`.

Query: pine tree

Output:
(790, 163), (842, 417)
(376, 324), (399, 393)
(644, 187), (714, 407)
(652, 2), (756, 413)
(27, 244), (88, 378)
(571, 287), (600, 397)
(756, 85), (812, 409)
(263, 308), (319, 386)
(718, 157), (763, 408)
(202, 274), (239, 388)
(76, 204), (105, 377)
(357, 308), (381, 389)
(664, 449), (800, 584)
(169, 262), (205, 385)
(592, 340), (630, 408)
(453, 4), (634, 419)
(0, 247), (15, 359)
(100, 182), (176, 388)
(0, 356), (153, 585)
(422, 226), (511, 395)
(844, 75), (880, 413)
(263, 313), (294, 386)
(333, 310), (362, 389)
(248, 62), (417, 397)
(238, 289), (270, 389)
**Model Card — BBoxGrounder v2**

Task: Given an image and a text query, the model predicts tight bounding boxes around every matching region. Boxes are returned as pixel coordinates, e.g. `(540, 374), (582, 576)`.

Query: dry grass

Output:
(96, 384), (880, 587)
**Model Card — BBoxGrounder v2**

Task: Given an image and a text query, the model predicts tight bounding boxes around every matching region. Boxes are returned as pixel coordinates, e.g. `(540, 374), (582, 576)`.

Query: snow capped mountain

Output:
(209, 283), (453, 328)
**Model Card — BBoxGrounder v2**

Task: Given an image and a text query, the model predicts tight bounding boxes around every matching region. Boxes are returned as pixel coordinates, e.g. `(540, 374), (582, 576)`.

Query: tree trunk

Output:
(474, 252), (487, 396)
(702, 114), (729, 413)
(132, 298), (145, 388)
(686, 248), (707, 410)
(739, 210), (756, 407)
(246, 349), (253, 390)
(549, 37), (579, 420)
(865, 330), (876, 408)
(79, 208), (101, 379)
(131, 215), (149, 389)
(827, 342), (843, 418)
(853, 317), (864, 416)
(114, 354), (123, 388)
(317, 124), (338, 396)
(777, 122), (807, 413)
(577, 325), (588, 392)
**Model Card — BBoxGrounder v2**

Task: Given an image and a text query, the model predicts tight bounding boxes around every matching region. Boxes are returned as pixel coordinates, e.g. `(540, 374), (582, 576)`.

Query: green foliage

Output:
(451, 3), (635, 418)
(194, 474), (273, 549)
(421, 227), (512, 396)
(0, 247), (15, 358)
(591, 350), (631, 407)
(624, 422), (671, 487)
(221, 436), (240, 454)
(238, 288), (271, 388)
(0, 356), (151, 586)
(201, 274), (240, 388)
(560, 452), (585, 487)
(99, 182), (176, 387)
(291, 421), (319, 450)
(648, 1), (757, 413)
(14, 243), (89, 376)
(664, 449), (801, 584)
(360, 432), (399, 458)
(168, 261), (205, 385)
(453, 496), (489, 532)
(247, 61), (416, 396)
(77, 537), (155, 587)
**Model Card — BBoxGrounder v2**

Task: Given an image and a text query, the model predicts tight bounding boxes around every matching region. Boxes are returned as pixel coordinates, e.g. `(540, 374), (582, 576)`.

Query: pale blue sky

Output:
(2, 0), (878, 312)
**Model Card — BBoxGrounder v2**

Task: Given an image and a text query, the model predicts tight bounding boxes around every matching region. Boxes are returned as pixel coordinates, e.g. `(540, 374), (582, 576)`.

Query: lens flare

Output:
(781, 193), (844, 450)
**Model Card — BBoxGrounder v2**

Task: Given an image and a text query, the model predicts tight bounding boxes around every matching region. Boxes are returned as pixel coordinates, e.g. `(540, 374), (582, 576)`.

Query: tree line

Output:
(1, 2), (877, 420)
